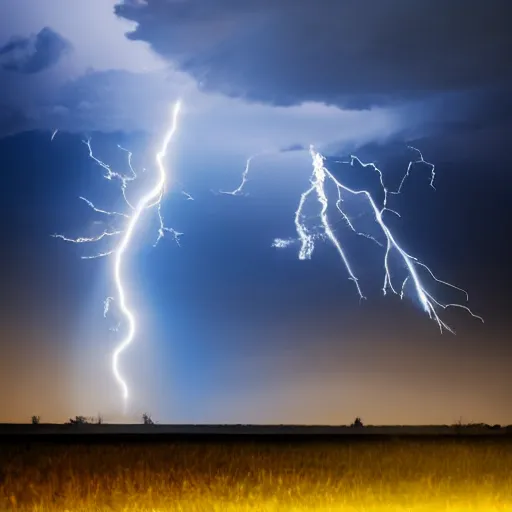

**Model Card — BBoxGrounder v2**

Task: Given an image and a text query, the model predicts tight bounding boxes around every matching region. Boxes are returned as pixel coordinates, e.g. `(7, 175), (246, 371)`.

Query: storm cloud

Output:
(0, 27), (71, 74)
(115, 0), (511, 108)
(0, 0), (508, 158)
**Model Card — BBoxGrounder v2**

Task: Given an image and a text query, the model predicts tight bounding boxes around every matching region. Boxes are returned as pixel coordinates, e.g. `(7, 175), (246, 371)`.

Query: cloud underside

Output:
(0, 27), (71, 74)
(0, 0), (509, 152)
(115, 0), (511, 108)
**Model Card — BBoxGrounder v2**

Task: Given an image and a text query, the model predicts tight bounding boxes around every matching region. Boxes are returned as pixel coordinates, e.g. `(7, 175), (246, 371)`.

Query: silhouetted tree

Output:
(142, 413), (154, 425)
(66, 415), (89, 425)
(352, 417), (364, 428)
(31, 415), (40, 425)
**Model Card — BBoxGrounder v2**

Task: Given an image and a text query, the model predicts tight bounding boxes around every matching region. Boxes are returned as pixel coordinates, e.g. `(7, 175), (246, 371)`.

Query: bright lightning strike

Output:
(392, 145), (436, 195)
(220, 155), (257, 196)
(54, 100), (183, 406)
(267, 145), (482, 333)
(220, 151), (273, 196)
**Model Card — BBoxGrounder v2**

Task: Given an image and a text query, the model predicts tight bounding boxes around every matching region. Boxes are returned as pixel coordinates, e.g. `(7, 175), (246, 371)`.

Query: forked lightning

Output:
(233, 145), (483, 333)
(54, 103), (483, 407)
(53, 101), (183, 405)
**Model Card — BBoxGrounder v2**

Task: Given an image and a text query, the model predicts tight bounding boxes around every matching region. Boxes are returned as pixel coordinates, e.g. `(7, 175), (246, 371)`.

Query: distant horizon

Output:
(1, 0), (511, 427)
(2, 421), (510, 428)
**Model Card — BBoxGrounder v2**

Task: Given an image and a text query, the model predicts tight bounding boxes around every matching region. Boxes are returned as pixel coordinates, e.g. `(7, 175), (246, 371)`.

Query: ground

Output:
(1, 433), (512, 511)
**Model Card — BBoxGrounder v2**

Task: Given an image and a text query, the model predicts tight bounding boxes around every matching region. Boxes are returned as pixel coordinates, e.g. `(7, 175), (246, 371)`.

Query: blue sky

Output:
(0, 0), (511, 425)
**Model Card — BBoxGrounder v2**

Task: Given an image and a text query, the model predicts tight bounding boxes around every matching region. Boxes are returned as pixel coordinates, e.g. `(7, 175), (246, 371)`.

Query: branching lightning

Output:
(237, 144), (482, 333)
(53, 95), (482, 410)
(220, 151), (273, 196)
(53, 101), (183, 405)
(392, 145), (436, 195)
(220, 155), (255, 196)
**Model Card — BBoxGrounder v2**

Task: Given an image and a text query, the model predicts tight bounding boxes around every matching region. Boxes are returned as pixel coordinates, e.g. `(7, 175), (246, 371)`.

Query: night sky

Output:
(0, 0), (511, 425)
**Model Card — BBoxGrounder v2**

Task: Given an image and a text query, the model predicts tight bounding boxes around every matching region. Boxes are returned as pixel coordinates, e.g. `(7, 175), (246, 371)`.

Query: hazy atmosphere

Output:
(1, 0), (511, 425)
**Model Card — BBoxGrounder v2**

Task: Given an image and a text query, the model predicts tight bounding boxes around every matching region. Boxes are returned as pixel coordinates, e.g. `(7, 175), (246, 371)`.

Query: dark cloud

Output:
(115, 0), (511, 108)
(0, 27), (71, 74)
(0, 105), (29, 137)
(281, 144), (306, 153)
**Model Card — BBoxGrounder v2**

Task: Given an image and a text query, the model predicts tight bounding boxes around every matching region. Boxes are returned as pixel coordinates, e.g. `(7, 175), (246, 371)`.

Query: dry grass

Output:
(1, 439), (512, 511)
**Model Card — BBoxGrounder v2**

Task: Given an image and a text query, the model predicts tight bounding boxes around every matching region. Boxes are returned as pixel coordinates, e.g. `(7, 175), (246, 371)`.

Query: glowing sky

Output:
(0, 0), (510, 425)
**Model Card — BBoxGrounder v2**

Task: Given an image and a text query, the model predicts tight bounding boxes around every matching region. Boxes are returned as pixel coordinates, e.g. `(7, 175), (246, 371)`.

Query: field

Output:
(1, 436), (512, 511)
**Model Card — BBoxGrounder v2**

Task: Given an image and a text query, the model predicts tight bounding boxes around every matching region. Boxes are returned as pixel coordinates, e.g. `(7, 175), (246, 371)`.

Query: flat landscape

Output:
(1, 423), (510, 436)
(1, 426), (512, 511)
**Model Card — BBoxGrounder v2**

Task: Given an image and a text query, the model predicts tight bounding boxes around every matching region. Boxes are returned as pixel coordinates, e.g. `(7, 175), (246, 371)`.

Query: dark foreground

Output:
(1, 422), (510, 437)
(1, 431), (512, 511)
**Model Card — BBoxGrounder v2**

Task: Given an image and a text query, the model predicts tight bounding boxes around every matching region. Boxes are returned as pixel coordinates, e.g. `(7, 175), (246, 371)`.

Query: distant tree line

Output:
(30, 412), (156, 425)
(29, 414), (507, 430)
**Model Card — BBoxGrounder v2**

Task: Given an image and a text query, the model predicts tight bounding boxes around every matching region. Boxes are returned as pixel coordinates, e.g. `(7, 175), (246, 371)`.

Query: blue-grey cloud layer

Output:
(0, 27), (71, 74)
(115, 0), (511, 107)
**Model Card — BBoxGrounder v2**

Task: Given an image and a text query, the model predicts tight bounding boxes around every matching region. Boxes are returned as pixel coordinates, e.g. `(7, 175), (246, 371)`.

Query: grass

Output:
(1, 439), (512, 511)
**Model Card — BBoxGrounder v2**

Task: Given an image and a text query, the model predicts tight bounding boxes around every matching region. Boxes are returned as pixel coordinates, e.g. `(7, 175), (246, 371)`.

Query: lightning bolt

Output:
(270, 145), (482, 333)
(392, 145), (436, 195)
(220, 151), (276, 196)
(219, 155), (257, 196)
(53, 100), (183, 405)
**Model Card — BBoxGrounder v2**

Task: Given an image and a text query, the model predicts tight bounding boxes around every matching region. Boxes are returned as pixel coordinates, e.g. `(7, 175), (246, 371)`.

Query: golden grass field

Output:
(1, 438), (512, 511)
